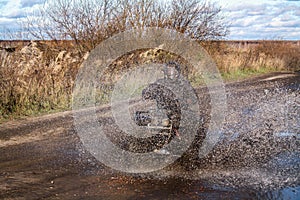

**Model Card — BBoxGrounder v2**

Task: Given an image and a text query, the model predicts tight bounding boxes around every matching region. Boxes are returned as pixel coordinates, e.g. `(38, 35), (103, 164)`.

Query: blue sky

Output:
(216, 0), (300, 40)
(0, 0), (299, 40)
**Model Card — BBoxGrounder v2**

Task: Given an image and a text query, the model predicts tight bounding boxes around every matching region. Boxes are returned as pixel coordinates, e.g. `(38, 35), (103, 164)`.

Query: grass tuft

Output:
(0, 40), (299, 121)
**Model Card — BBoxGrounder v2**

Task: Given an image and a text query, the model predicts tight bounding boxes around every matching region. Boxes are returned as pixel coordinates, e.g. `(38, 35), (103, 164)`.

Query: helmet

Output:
(163, 61), (180, 80)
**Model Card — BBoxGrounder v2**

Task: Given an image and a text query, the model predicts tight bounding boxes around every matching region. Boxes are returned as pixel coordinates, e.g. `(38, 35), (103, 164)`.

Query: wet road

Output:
(0, 72), (299, 199)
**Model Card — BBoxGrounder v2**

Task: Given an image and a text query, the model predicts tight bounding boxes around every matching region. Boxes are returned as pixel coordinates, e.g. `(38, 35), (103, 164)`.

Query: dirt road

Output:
(0, 72), (299, 199)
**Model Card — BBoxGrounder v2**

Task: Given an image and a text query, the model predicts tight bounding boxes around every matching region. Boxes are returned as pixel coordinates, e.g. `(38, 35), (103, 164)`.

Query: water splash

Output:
(158, 79), (300, 190)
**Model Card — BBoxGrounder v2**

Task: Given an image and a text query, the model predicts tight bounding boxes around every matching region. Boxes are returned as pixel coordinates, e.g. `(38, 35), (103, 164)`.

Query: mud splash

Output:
(73, 74), (299, 199)
(0, 73), (299, 199)
(157, 78), (299, 188)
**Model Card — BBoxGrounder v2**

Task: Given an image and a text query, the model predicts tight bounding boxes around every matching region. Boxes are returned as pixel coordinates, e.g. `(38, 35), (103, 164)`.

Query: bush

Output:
(25, 0), (228, 54)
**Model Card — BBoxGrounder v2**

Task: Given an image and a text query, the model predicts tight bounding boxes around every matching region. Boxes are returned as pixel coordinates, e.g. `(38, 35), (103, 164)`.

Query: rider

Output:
(163, 61), (181, 81)
(142, 61), (183, 139)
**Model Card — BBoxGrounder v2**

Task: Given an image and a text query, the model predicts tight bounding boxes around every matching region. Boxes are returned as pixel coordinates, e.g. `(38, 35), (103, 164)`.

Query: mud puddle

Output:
(0, 72), (299, 199)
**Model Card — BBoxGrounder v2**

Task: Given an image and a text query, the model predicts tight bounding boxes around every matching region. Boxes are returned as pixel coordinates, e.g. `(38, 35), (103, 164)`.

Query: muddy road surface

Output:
(0, 72), (299, 199)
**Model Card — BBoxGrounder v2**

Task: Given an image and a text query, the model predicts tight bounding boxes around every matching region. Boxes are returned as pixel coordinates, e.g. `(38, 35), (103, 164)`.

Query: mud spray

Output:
(72, 28), (299, 198)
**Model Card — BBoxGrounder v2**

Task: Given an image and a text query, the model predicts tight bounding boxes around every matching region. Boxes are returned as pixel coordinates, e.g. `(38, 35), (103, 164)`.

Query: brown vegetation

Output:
(1, 40), (299, 120)
(202, 40), (300, 75)
(25, 0), (228, 54)
(0, 41), (82, 119)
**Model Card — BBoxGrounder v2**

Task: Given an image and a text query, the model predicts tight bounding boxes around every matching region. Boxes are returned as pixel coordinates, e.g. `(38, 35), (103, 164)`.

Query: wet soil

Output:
(0, 72), (299, 199)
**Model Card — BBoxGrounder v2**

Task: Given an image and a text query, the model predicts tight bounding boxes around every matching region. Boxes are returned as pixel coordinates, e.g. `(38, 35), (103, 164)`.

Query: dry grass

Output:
(0, 41), (82, 120)
(0, 40), (299, 120)
(202, 40), (300, 77)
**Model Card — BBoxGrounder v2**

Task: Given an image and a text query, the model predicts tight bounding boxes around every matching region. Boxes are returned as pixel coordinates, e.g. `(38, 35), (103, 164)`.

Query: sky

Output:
(0, 0), (299, 40)
(215, 0), (300, 40)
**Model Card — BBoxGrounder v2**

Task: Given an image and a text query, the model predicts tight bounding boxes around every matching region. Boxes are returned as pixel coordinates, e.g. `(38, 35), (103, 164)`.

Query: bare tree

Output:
(168, 0), (228, 40)
(25, 0), (228, 53)
(26, 0), (113, 53)
(112, 0), (228, 40)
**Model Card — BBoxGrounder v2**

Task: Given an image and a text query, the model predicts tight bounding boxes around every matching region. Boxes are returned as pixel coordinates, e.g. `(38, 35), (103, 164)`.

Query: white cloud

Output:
(20, 0), (44, 8)
(0, 0), (44, 39)
(215, 0), (300, 40)
(268, 20), (300, 27)
(0, 17), (16, 25)
(0, 0), (299, 40)
(293, 9), (300, 16)
(224, 3), (268, 13)
(1, 0), (21, 18)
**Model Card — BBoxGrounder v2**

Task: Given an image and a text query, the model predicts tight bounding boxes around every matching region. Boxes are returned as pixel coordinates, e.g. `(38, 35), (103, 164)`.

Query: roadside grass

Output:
(221, 67), (277, 82)
(0, 107), (69, 124)
(0, 40), (299, 122)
